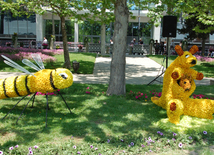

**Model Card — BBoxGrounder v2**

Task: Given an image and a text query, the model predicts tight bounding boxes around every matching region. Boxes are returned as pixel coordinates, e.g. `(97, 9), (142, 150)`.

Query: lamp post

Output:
(138, 3), (140, 42)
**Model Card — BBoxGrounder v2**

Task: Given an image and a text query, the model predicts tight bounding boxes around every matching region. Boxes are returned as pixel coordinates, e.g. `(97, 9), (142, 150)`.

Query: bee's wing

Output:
(22, 59), (41, 71)
(1, 55), (36, 77)
(31, 54), (45, 70)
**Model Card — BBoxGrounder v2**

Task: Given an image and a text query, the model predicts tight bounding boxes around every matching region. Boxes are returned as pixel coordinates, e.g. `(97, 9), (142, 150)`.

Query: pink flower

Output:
(145, 96), (148, 98)
(86, 87), (89, 89)
(86, 91), (90, 94)
(135, 96), (139, 99)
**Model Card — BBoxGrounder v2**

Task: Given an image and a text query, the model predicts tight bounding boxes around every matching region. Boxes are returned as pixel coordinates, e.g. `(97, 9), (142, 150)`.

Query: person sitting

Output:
(130, 38), (136, 46)
(42, 37), (48, 49)
(208, 46), (214, 57)
(138, 38), (143, 45)
(211, 51), (214, 57)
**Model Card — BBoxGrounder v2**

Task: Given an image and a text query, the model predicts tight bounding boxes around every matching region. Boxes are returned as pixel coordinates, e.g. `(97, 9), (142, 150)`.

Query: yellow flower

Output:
(151, 45), (214, 125)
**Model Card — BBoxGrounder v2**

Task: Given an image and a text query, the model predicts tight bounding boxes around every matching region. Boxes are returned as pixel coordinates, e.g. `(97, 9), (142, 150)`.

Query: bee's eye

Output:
(185, 55), (189, 58)
(59, 73), (68, 79)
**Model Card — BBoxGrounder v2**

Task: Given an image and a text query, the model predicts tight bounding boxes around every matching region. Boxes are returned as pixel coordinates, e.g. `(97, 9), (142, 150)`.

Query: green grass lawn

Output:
(0, 53), (96, 74)
(147, 55), (214, 78)
(0, 84), (214, 154)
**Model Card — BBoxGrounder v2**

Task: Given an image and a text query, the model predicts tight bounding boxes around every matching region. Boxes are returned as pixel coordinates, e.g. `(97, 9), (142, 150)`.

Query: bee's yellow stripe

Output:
(25, 75), (31, 94)
(14, 76), (21, 96)
(15, 75), (31, 96)
(0, 75), (32, 99)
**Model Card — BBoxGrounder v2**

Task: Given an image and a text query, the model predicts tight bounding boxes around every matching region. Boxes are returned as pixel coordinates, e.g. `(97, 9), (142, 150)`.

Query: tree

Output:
(81, 1), (114, 55)
(176, 1), (214, 34)
(143, 0), (214, 41)
(175, 1), (214, 54)
(18, 0), (88, 69)
(106, 0), (129, 95)
(140, 0), (180, 26)
(2, 0), (158, 95)
(178, 12), (214, 55)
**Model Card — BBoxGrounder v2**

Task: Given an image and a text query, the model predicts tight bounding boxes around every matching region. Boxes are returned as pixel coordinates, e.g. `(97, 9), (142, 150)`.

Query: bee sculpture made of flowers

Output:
(151, 45), (214, 124)
(0, 54), (73, 127)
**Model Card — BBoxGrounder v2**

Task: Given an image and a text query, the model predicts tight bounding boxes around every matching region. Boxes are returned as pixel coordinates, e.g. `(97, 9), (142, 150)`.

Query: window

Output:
(2, 11), (36, 35)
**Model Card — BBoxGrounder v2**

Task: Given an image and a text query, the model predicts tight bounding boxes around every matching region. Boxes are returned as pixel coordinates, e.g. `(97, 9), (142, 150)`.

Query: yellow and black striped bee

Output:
(1, 54), (73, 127)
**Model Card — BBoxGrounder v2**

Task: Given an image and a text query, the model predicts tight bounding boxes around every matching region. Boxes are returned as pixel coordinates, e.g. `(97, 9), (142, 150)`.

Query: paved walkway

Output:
(0, 55), (213, 86)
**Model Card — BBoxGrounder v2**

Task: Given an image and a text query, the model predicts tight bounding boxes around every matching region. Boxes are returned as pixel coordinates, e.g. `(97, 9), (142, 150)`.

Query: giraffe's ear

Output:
(175, 45), (184, 56)
(189, 45), (198, 55)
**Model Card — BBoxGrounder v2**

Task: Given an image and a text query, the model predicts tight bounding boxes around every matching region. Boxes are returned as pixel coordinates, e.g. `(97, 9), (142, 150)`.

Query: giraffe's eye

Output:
(59, 73), (68, 79)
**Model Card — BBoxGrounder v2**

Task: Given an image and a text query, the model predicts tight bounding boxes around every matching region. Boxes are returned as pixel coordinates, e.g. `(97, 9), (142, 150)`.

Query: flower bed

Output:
(195, 55), (214, 62)
(0, 47), (63, 62)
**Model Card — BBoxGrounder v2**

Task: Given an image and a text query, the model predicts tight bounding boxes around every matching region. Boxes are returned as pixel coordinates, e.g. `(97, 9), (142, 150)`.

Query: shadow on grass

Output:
(0, 83), (213, 149)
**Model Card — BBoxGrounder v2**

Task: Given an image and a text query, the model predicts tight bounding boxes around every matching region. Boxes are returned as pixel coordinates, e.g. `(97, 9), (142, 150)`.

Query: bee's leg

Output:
(16, 93), (37, 124)
(30, 92), (36, 108)
(57, 91), (72, 114)
(45, 93), (49, 128)
(2, 95), (28, 120)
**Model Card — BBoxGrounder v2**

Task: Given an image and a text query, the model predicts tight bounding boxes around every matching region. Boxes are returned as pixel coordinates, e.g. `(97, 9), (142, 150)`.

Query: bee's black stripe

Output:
(14, 76), (21, 96)
(3, 78), (9, 98)
(25, 75), (31, 94)
(50, 71), (57, 90)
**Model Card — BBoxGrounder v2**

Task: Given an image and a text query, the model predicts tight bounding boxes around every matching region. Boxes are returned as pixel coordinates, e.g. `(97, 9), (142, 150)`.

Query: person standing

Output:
(130, 38), (137, 55)
(170, 40), (175, 55)
(154, 40), (160, 55)
(179, 41), (182, 47)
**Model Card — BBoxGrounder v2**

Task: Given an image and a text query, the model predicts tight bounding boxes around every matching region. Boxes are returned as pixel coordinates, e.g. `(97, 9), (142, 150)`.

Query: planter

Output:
(72, 61), (80, 73)
(42, 43), (48, 49)
(43, 45), (47, 49)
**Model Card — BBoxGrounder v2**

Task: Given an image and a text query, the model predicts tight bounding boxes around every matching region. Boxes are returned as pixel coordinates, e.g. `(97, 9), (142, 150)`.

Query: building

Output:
(0, 7), (214, 47)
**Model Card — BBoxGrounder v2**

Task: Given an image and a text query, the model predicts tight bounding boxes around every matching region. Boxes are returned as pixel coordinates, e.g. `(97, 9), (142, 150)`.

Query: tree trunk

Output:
(61, 16), (71, 69)
(201, 38), (206, 56)
(101, 24), (106, 55)
(107, 0), (129, 95)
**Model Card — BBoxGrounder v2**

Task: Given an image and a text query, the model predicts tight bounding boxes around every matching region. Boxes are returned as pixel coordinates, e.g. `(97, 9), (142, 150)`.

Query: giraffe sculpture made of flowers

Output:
(151, 45), (214, 124)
